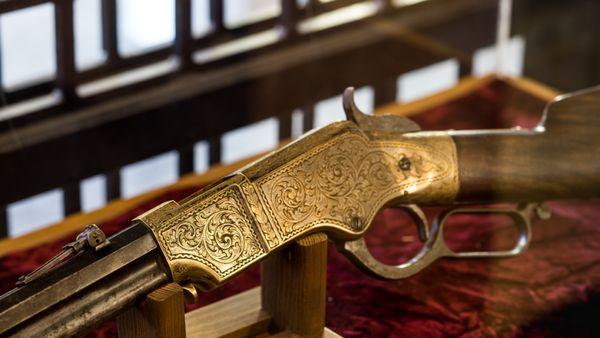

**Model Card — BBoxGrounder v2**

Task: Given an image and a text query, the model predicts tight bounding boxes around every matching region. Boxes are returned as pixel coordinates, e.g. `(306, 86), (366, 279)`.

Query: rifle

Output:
(1, 86), (599, 337)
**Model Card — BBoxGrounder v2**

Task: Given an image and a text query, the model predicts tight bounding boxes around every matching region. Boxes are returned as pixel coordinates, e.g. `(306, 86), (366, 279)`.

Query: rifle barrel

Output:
(0, 223), (169, 337)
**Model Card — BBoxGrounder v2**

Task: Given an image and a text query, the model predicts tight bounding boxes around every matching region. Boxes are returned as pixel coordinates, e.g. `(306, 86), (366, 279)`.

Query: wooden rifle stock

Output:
(454, 87), (600, 202)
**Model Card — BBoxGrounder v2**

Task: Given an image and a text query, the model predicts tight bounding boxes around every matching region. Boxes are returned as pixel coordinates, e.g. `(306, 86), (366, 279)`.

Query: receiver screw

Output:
(399, 156), (411, 171)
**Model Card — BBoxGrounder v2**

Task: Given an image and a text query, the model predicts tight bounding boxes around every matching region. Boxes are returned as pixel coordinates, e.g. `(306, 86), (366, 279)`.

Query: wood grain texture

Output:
(455, 87), (600, 202)
(117, 283), (186, 338)
(185, 287), (271, 338)
(261, 233), (328, 337)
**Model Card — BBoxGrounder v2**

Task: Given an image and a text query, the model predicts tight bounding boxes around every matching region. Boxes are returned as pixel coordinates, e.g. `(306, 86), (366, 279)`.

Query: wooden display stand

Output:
(117, 233), (341, 337)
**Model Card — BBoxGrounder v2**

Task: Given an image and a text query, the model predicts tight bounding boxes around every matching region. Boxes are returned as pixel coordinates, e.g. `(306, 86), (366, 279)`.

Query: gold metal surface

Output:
(137, 117), (459, 290)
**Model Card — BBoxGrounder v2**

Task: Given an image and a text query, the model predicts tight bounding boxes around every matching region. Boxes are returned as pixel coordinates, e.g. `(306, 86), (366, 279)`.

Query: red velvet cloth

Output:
(1, 81), (598, 337)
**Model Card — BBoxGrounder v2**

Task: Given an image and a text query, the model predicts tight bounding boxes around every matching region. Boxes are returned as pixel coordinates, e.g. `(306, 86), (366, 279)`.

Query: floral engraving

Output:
(240, 181), (279, 249)
(259, 133), (450, 238)
(159, 186), (264, 276)
(272, 176), (316, 223)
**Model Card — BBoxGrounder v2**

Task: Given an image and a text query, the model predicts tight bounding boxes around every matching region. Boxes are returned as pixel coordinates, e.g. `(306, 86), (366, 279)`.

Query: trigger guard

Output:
(338, 235), (444, 280)
(337, 204), (444, 280)
(339, 204), (538, 280)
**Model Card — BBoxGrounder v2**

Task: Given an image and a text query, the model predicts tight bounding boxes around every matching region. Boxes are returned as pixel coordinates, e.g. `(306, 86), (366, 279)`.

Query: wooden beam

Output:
(209, 0), (224, 33)
(0, 206), (7, 239)
(374, 78), (398, 107)
(261, 233), (328, 336)
(178, 145), (195, 177)
(0, 0), (49, 14)
(63, 182), (81, 216)
(185, 287), (271, 337)
(106, 169), (121, 201)
(280, 0), (299, 39)
(101, 0), (119, 63)
(117, 283), (186, 338)
(278, 113), (292, 141)
(175, 0), (193, 69)
(55, 0), (77, 103)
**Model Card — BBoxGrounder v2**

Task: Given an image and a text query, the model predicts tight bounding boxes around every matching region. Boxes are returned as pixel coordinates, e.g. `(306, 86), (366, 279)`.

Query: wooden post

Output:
(54, 0), (77, 103)
(175, 0), (193, 69)
(101, 0), (119, 63)
(280, 0), (299, 39)
(117, 283), (186, 338)
(209, 0), (225, 33)
(374, 79), (398, 107)
(261, 233), (328, 337)
(118, 234), (333, 337)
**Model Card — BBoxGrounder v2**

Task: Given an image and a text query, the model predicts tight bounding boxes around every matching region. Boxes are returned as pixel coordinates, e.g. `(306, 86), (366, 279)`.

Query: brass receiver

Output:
(136, 88), (540, 291)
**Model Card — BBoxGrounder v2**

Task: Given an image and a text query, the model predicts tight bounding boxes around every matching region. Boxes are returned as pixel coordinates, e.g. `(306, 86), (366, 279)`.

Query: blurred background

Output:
(0, 0), (597, 237)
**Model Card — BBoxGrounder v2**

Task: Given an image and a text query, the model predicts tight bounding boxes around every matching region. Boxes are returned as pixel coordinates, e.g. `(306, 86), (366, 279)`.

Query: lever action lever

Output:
(338, 203), (550, 280)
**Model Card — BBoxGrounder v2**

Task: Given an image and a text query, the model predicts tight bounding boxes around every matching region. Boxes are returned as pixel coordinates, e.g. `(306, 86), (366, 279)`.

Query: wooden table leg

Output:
(261, 233), (328, 337)
(117, 282), (186, 338)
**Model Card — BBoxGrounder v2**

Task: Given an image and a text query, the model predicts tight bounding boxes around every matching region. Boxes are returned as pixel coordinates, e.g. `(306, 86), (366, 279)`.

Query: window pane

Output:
(120, 151), (179, 198)
(0, 3), (56, 89)
(224, 0), (280, 28)
(396, 59), (459, 102)
(75, 0), (105, 70)
(117, 0), (175, 57)
(81, 174), (107, 212)
(222, 117), (279, 164)
(8, 189), (64, 237)
(192, 0), (211, 38)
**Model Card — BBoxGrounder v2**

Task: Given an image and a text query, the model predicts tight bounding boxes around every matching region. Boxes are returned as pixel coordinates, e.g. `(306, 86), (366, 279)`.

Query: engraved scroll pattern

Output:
(158, 186), (265, 277)
(259, 133), (451, 239)
(240, 181), (279, 249)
